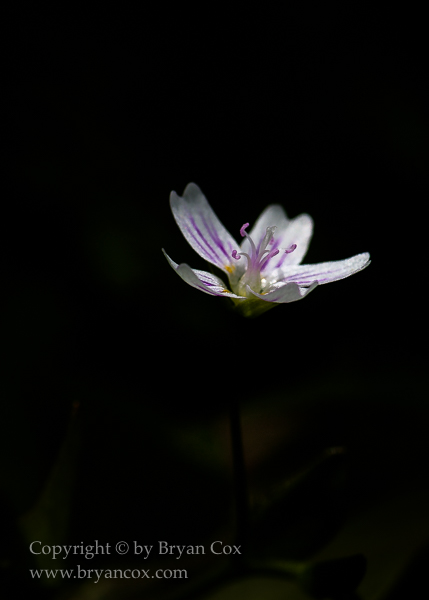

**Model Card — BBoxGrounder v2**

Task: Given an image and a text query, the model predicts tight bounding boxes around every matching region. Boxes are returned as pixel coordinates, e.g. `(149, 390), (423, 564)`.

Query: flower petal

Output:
(273, 252), (371, 286)
(170, 183), (244, 283)
(241, 204), (313, 271)
(246, 281), (319, 303)
(162, 249), (245, 298)
(268, 213), (314, 269)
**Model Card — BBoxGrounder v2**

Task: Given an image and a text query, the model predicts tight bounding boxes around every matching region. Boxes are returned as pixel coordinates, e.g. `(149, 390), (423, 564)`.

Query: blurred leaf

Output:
(249, 447), (349, 560)
(299, 553), (367, 598)
(244, 553), (366, 599)
(0, 493), (35, 600)
(18, 403), (80, 587)
(1, 288), (71, 515)
(378, 541), (429, 600)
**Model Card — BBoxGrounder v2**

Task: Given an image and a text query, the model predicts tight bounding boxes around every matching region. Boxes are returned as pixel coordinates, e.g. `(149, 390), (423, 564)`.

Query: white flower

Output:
(162, 183), (370, 317)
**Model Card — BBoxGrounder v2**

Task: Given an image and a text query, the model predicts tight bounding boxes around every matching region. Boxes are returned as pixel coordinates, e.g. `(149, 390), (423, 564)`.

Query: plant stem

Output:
(229, 396), (249, 553)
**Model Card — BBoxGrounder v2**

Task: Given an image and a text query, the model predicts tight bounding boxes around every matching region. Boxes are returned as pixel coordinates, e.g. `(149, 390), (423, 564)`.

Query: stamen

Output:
(234, 222), (285, 297)
(266, 248), (280, 260)
(239, 252), (251, 264)
(240, 223), (250, 237)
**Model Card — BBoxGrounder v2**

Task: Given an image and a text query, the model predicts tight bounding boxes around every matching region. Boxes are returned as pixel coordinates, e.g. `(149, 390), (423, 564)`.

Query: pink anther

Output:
(239, 223), (250, 237)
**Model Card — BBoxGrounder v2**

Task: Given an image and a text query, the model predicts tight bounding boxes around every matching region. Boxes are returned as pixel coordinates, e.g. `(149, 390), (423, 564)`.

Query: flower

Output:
(162, 183), (370, 317)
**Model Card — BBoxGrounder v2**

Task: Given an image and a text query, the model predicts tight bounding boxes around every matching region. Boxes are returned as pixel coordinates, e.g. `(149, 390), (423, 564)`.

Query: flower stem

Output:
(229, 396), (249, 555)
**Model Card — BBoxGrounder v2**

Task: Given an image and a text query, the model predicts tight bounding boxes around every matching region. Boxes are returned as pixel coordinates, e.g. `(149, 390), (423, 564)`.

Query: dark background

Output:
(1, 6), (428, 598)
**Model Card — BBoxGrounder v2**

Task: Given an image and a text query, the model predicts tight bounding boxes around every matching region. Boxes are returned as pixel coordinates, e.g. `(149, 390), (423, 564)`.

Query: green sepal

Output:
(230, 297), (277, 318)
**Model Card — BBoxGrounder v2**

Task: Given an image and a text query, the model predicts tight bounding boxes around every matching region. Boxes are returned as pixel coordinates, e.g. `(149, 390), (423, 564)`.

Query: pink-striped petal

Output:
(169, 183), (244, 283)
(274, 252), (371, 286)
(162, 249), (245, 298)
